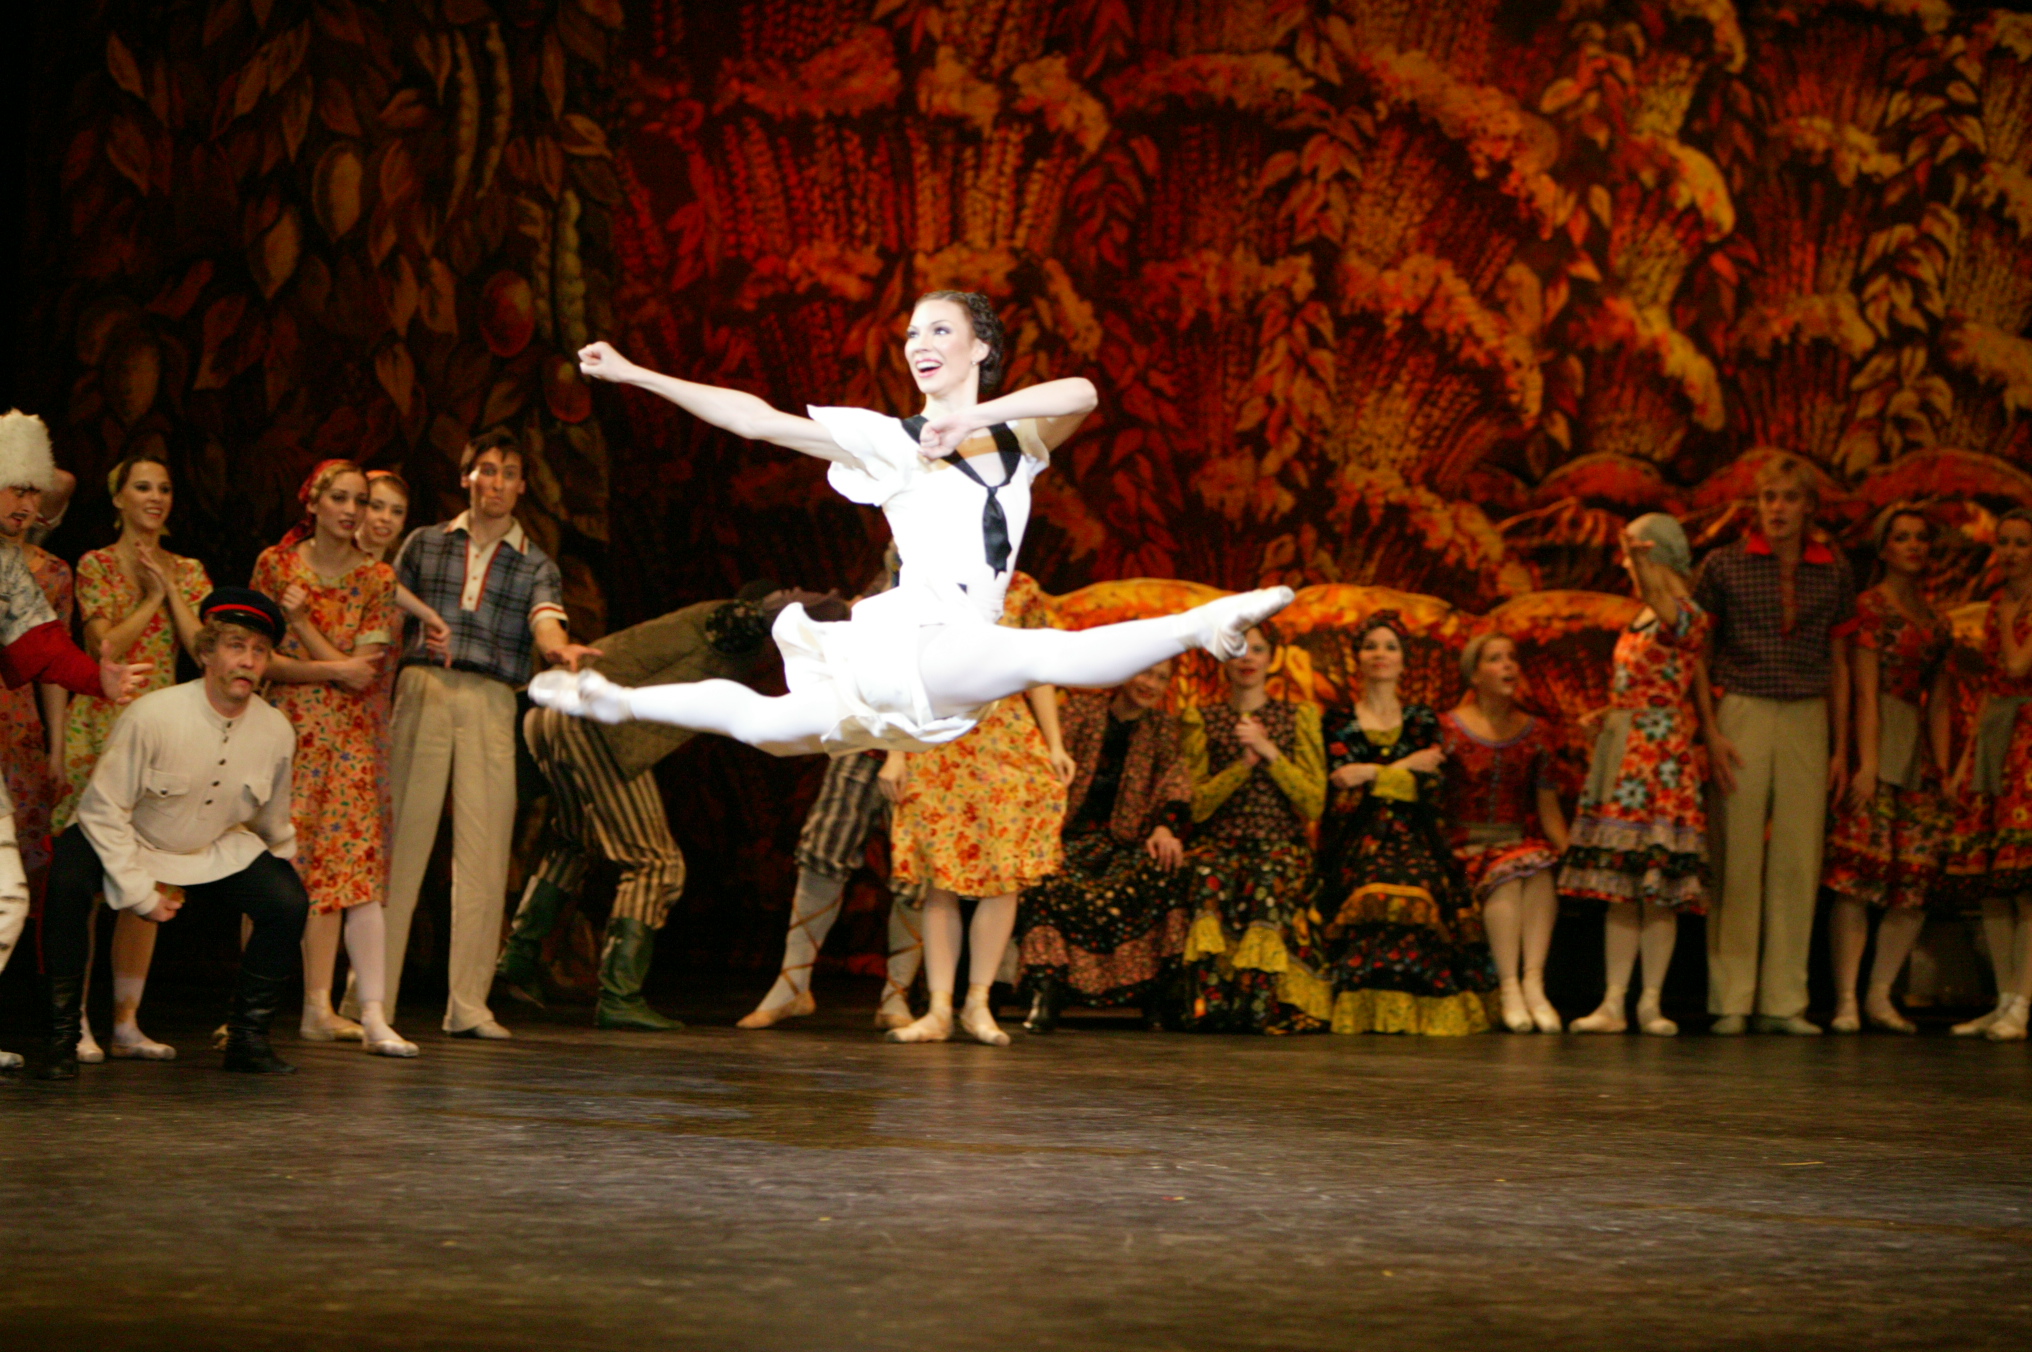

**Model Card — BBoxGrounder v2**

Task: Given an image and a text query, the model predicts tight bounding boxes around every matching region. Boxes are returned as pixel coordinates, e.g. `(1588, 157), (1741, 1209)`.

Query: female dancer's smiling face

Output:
(1358, 624), (1404, 685)
(115, 458), (172, 537)
(360, 480), (409, 554)
(904, 299), (989, 400)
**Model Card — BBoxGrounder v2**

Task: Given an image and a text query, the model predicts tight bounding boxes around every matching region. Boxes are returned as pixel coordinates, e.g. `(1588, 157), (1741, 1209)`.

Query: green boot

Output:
(497, 879), (572, 1008)
(595, 917), (682, 1031)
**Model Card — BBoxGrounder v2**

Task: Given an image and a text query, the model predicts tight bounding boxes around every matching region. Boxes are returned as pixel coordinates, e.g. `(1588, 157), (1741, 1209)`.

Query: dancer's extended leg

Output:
(917, 589), (1293, 716)
(538, 677), (840, 755)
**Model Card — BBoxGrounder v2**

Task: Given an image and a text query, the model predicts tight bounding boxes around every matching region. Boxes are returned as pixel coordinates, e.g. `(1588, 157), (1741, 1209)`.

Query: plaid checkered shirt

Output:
(395, 513), (566, 686)
(1694, 531), (1856, 703)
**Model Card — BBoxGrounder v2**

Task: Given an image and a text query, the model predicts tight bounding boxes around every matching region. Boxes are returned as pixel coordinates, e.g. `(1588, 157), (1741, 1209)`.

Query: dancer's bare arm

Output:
(578, 342), (849, 463)
(919, 379), (1098, 455)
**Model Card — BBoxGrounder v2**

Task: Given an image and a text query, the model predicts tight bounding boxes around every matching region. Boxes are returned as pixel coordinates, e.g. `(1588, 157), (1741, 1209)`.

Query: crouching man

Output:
(38, 589), (308, 1079)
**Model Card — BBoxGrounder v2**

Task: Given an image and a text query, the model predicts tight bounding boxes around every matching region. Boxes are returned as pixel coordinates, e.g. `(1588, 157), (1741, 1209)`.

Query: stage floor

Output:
(3, 980), (2029, 1351)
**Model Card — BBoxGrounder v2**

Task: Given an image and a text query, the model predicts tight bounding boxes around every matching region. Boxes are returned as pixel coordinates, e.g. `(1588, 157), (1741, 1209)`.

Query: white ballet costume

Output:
(532, 407), (1293, 753)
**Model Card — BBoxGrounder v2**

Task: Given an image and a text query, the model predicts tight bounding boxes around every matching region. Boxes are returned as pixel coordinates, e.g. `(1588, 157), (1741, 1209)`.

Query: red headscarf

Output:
(279, 459), (366, 549)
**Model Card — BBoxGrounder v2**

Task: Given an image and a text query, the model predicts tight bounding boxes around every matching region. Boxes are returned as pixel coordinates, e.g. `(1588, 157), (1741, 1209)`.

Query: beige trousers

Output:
(382, 666), (519, 1031)
(1706, 694), (1828, 1018)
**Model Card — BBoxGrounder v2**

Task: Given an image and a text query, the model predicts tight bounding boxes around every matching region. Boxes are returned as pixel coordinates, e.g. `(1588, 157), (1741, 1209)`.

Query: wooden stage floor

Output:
(2, 978), (2029, 1350)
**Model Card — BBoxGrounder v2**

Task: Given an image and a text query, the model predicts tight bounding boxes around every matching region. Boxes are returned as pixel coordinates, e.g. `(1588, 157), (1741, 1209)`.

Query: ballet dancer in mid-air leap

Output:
(535, 291), (1292, 1047)
(535, 288), (1291, 761)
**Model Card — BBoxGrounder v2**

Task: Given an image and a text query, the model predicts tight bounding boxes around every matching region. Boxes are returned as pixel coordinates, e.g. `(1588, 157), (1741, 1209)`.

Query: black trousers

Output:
(39, 828), (309, 983)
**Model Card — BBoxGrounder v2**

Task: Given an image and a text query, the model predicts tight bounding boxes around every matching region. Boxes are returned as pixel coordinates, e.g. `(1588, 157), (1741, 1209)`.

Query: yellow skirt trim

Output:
(1330, 988), (1494, 1037)
(1183, 911), (1228, 962)
(1277, 963), (1335, 1023)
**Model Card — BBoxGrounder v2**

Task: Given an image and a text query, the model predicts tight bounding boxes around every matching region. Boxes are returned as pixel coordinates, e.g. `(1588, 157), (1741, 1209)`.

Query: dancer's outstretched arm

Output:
(919, 380), (1098, 455)
(578, 341), (850, 463)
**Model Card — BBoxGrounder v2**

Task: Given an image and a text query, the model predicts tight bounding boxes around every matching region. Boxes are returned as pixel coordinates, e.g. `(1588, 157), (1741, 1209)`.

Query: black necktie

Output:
(902, 418), (1023, 575)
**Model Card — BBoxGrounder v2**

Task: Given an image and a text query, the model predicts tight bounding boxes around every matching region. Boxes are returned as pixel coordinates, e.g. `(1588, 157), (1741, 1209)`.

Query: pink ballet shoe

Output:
(884, 1010), (952, 1044)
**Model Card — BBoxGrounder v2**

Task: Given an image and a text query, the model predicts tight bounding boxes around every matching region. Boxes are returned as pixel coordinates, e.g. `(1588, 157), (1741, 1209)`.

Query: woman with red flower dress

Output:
(251, 460), (416, 1058)
(1560, 515), (1710, 1036)
(879, 572), (1074, 1046)
(1823, 510), (1952, 1034)
(1441, 633), (1569, 1033)
(1944, 508), (2032, 1041)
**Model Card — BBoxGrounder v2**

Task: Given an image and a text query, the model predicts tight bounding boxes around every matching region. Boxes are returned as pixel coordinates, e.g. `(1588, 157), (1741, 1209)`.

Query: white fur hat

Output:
(0, 411), (57, 493)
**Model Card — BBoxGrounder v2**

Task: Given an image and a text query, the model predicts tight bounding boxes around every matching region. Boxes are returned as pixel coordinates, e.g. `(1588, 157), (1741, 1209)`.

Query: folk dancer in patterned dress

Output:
(0, 410), (150, 1071)
(1317, 615), (1496, 1037)
(1696, 457), (1856, 1035)
(251, 461), (416, 1057)
(1824, 510), (1952, 1035)
(37, 591), (303, 1080)
(367, 431), (601, 1040)
(351, 469), (454, 661)
(1561, 516), (1712, 1036)
(534, 293), (1293, 755)
(1944, 508), (2032, 1042)
(57, 449), (211, 1063)
(1017, 659), (1192, 1033)
(878, 572), (1074, 1046)
(1176, 628), (1330, 1034)
(1441, 633), (1569, 1033)
(502, 585), (841, 1030)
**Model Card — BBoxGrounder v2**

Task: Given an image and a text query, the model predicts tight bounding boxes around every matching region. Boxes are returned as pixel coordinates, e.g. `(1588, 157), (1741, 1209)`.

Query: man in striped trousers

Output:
(498, 584), (839, 1028)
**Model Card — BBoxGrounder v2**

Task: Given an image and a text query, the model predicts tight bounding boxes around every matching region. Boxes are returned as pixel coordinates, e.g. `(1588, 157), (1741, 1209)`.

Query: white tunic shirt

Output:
(76, 679), (297, 912)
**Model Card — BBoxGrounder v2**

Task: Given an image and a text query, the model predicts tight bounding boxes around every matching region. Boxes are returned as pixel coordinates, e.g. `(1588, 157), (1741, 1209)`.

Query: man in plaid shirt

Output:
(369, 431), (600, 1038)
(1694, 455), (1855, 1036)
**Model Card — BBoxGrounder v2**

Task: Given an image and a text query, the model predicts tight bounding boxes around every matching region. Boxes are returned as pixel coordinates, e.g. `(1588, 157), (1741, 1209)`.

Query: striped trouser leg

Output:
(793, 753), (888, 879)
(527, 710), (688, 928)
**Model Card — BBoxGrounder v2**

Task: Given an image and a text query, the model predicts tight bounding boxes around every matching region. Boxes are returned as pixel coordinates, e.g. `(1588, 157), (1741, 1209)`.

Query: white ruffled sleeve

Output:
(808, 406), (922, 508)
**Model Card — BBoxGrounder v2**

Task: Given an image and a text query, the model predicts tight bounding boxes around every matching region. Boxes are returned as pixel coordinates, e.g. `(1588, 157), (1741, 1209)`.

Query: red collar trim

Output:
(1744, 530), (1834, 565)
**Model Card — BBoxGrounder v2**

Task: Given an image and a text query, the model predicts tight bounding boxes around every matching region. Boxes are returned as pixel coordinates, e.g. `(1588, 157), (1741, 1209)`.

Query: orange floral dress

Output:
(889, 574), (1067, 896)
(0, 544), (72, 872)
(55, 547), (211, 832)
(250, 545), (399, 914)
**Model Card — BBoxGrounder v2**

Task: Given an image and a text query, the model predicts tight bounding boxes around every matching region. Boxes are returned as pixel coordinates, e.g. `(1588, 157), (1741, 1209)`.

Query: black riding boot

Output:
(36, 976), (85, 1081)
(1023, 975), (1064, 1034)
(222, 971), (298, 1074)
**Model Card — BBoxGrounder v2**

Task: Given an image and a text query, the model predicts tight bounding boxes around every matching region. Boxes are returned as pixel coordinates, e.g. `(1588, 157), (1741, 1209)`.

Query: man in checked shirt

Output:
(1696, 455), (1856, 1035)
(361, 430), (601, 1039)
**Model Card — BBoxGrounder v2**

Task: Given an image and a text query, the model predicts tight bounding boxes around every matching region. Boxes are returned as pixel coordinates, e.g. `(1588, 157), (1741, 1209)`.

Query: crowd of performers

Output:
(1, 287), (2029, 1079)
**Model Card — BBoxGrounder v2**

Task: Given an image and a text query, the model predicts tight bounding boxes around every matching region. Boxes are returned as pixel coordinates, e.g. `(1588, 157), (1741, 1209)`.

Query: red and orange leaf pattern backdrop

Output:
(17, 0), (2032, 971)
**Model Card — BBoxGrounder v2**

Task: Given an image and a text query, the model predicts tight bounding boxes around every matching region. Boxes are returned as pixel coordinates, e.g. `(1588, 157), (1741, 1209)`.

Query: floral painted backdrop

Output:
(18, 0), (2032, 979)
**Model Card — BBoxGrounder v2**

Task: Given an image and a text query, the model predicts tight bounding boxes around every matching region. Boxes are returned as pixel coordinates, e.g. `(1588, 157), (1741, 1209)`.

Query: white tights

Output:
(1603, 899), (1679, 1003)
(619, 603), (1241, 751)
(920, 888), (1017, 997)
(1482, 873), (1557, 989)
(1828, 901), (1925, 1014)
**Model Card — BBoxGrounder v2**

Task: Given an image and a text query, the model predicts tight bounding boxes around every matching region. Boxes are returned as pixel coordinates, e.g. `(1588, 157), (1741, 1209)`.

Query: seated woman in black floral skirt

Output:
(1016, 659), (1192, 1032)
(1316, 612), (1498, 1036)
(1176, 628), (1331, 1033)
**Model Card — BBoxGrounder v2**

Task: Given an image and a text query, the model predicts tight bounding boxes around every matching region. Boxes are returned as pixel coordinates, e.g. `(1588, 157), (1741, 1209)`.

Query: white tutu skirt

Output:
(772, 587), (989, 755)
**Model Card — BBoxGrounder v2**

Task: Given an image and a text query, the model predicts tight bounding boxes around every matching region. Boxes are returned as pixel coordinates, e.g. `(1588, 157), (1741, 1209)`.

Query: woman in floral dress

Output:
(60, 451), (209, 1063)
(882, 572), (1074, 1046)
(1560, 515), (1710, 1036)
(252, 461), (416, 1058)
(1944, 508), (2032, 1041)
(1824, 510), (1951, 1034)
(1441, 633), (1568, 1033)
(1016, 658), (1191, 1030)
(1177, 627), (1329, 1034)
(1317, 614), (1495, 1037)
